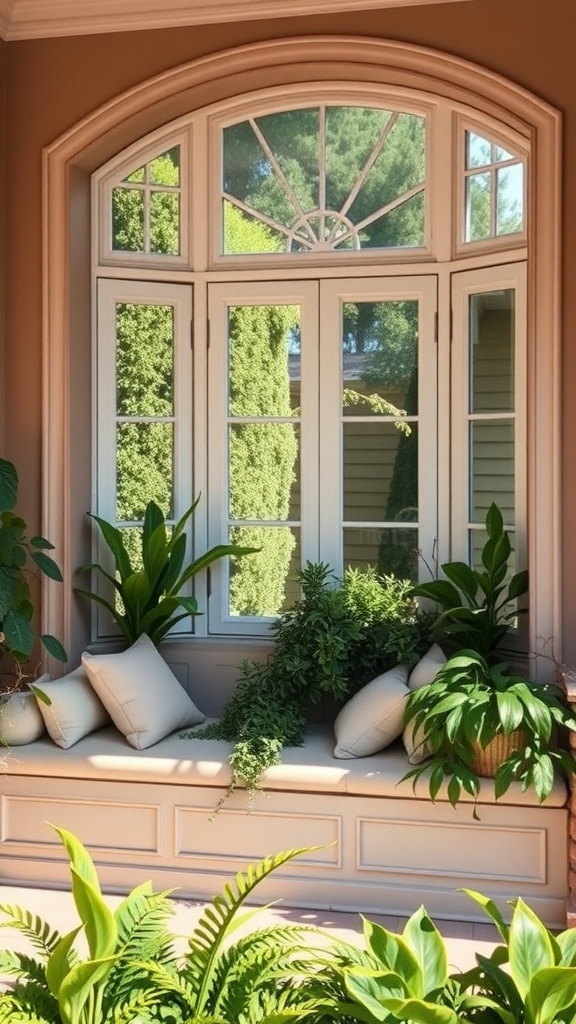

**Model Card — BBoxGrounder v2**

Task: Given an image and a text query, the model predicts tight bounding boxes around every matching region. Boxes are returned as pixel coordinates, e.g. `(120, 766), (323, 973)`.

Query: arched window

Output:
(42, 39), (560, 673)
(92, 86), (529, 641)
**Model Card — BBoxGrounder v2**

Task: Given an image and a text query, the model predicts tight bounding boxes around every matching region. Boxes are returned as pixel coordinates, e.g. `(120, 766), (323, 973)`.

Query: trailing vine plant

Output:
(185, 562), (433, 813)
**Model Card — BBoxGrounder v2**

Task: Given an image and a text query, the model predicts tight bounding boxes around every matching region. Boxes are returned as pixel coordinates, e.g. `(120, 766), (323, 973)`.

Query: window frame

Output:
(41, 37), (561, 677)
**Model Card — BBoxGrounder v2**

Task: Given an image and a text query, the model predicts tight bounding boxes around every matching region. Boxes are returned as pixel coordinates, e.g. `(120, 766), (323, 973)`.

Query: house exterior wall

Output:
(3, 0), (576, 663)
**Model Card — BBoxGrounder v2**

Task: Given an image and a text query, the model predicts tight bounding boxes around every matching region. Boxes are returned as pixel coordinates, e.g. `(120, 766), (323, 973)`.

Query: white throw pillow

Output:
(33, 666), (111, 749)
(407, 643), (446, 690)
(333, 664), (408, 759)
(82, 633), (205, 749)
(403, 644), (446, 763)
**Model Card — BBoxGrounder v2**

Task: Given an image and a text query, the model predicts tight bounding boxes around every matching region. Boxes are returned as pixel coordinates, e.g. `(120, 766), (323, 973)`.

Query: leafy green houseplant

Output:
(191, 561), (434, 810)
(75, 496), (259, 646)
(402, 649), (576, 814)
(410, 502), (528, 659)
(0, 458), (66, 692)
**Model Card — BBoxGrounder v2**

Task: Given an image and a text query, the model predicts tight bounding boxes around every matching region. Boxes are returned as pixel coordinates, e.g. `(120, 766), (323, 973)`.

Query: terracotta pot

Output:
(0, 687), (46, 746)
(470, 728), (527, 778)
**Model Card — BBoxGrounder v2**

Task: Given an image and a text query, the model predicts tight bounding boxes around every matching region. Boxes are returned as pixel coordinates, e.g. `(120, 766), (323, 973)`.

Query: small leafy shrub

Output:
(410, 502), (528, 658)
(192, 562), (433, 807)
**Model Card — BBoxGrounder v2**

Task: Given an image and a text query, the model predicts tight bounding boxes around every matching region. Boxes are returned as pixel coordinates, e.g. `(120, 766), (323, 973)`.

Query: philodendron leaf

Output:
(69, 866), (117, 961)
(460, 890), (509, 943)
(45, 926), (83, 998)
(526, 967), (576, 1024)
(402, 906), (448, 996)
(362, 917), (423, 996)
(30, 550), (63, 582)
(373, 997), (459, 1024)
(57, 956), (118, 1024)
(508, 898), (556, 1000)
(344, 968), (408, 1021)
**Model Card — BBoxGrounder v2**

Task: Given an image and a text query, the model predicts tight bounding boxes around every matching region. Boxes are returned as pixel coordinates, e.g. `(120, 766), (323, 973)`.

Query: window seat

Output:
(0, 723), (568, 927)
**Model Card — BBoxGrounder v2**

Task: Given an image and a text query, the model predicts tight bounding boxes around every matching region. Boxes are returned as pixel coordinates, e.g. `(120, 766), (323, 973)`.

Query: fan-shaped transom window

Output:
(221, 105), (426, 254)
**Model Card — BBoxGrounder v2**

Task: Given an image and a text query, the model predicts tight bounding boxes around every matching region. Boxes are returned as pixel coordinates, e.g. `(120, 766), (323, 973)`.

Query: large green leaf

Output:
(363, 918), (423, 996)
(402, 906), (448, 996)
(495, 691), (524, 732)
(508, 898), (556, 999)
(440, 562), (479, 604)
(460, 890), (509, 942)
(30, 551), (63, 583)
(373, 996), (459, 1024)
(40, 635), (67, 662)
(57, 956), (117, 1024)
(2, 610), (34, 657)
(68, 867), (117, 961)
(344, 968), (407, 1020)
(89, 514), (132, 581)
(526, 967), (576, 1024)
(45, 926), (83, 998)
(555, 928), (576, 966)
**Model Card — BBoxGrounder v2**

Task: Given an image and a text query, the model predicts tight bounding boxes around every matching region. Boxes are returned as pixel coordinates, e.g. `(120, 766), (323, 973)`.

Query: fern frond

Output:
(0, 906), (63, 959)
(184, 847), (319, 1015)
(106, 986), (167, 1024)
(0, 950), (47, 985)
(0, 980), (59, 1023)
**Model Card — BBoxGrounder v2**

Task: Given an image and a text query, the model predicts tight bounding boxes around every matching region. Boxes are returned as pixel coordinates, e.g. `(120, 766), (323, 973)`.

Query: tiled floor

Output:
(0, 882), (500, 974)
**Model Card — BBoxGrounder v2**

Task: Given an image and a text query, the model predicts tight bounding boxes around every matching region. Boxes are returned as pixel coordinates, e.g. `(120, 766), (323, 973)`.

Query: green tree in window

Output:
(226, 205), (298, 617)
(112, 148), (180, 254)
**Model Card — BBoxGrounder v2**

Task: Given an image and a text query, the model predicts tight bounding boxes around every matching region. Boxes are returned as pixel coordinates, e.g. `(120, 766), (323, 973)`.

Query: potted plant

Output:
(402, 648), (576, 815)
(74, 496), (260, 645)
(0, 458), (67, 744)
(409, 502), (528, 660)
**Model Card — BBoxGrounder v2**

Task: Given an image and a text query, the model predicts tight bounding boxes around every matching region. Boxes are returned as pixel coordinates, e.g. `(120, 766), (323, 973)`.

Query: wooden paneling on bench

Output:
(0, 723), (568, 926)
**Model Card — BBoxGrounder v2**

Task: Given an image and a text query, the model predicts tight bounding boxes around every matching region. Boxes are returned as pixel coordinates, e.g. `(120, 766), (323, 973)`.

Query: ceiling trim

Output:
(1, 0), (475, 41)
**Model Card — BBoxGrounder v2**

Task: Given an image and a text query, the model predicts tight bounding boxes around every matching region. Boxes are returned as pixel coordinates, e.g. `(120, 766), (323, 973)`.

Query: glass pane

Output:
(466, 132), (491, 169)
(466, 173), (491, 240)
(347, 112), (425, 218)
(229, 424), (300, 521)
(149, 147), (180, 186)
(469, 290), (514, 413)
(470, 419), (515, 525)
(229, 526), (300, 617)
(112, 187), (144, 251)
(116, 422), (173, 521)
(495, 144), (514, 163)
(228, 304), (300, 416)
(223, 201), (286, 254)
(344, 526), (418, 581)
(341, 300), (418, 414)
(124, 166), (145, 184)
(223, 120), (295, 227)
(343, 422), (418, 523)
(353, 191), (425, 249)
(254, 109), (319, 213)
(150, 192), (180, 255)
(496, 164), (524, 235)
(116, 303), (174, 416)
(325, 106), (391, 211)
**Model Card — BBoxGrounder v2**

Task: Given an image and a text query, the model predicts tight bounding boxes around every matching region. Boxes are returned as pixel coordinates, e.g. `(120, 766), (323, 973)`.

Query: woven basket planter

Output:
(470, 729), (527, 778)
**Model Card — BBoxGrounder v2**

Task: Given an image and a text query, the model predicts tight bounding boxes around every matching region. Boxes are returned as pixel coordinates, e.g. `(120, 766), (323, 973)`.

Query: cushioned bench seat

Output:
(0, 722), (569, 927)
(4, 723), (568, 806)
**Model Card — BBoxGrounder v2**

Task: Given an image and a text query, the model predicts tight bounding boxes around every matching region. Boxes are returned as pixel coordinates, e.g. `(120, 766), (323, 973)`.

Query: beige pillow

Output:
(333, 664), (408, 759)
(408, 643), (446, 690)
(82, 633), (205, 750)
(403, 644), (446, 763)
(33, 666), (111, 748)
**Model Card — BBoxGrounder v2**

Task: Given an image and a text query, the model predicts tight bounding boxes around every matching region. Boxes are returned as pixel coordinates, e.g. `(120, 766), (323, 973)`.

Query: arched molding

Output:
(42, 35), (562, 672)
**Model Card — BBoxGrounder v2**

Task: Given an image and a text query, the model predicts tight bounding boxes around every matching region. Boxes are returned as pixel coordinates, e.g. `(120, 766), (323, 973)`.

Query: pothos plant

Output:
(0, 458), (66, 691)
(402, 648), (576, 816)
(189, 561), (434, 812)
